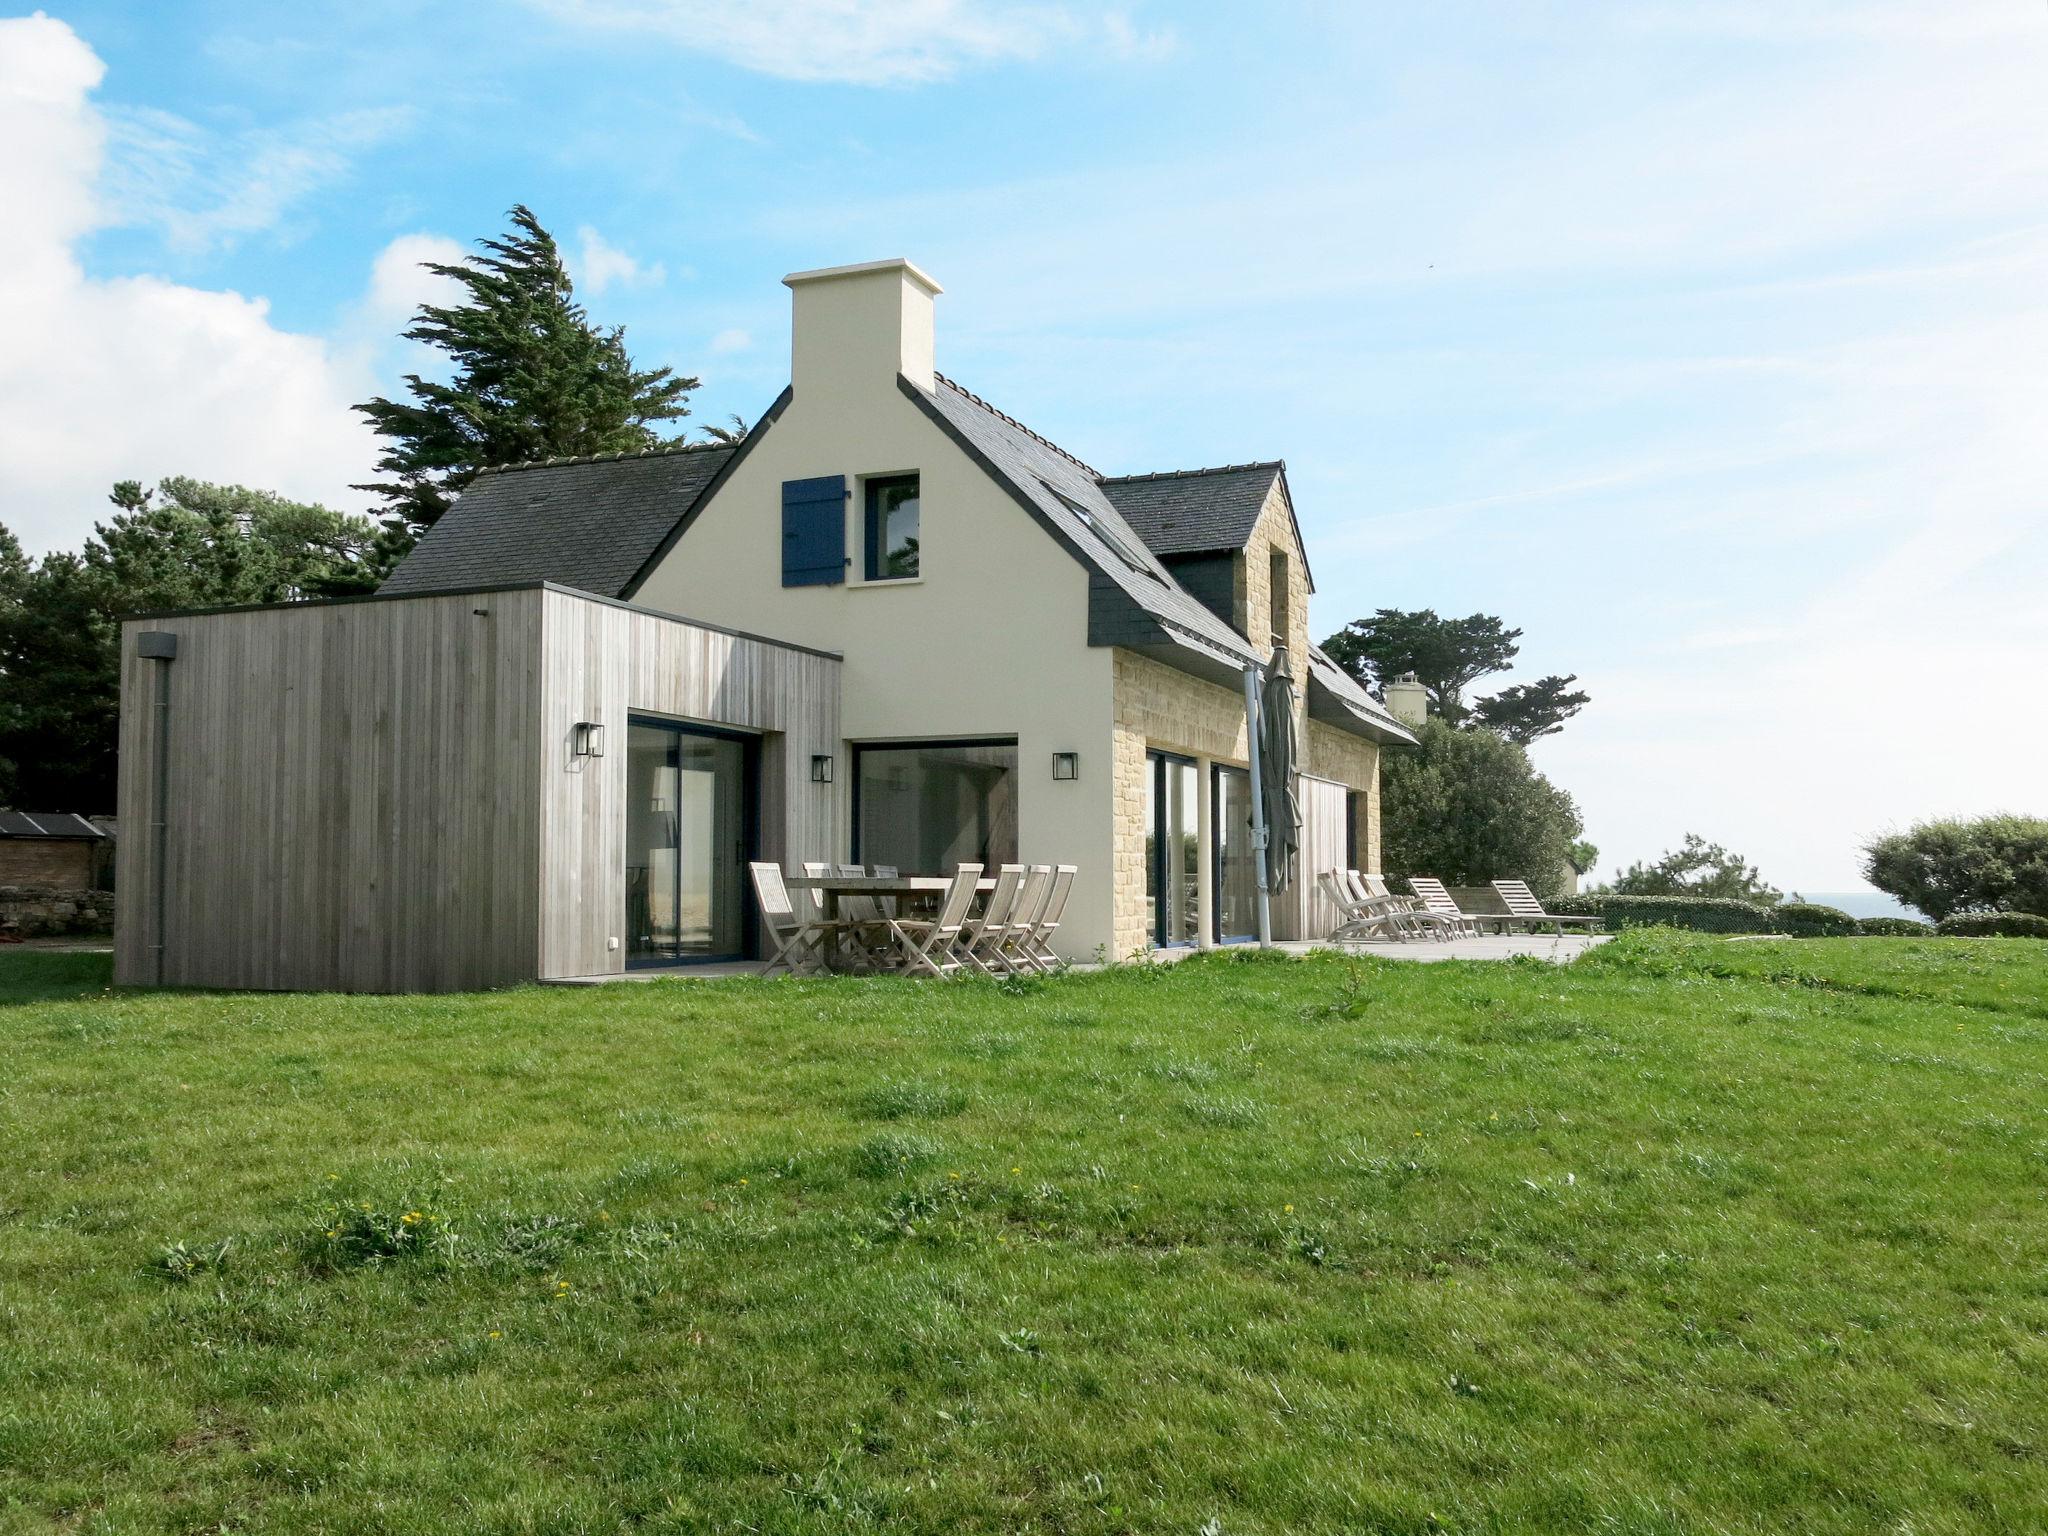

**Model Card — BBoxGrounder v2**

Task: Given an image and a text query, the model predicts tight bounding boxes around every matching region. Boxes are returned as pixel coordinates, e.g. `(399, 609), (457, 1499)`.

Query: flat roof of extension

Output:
(120, 579), (846, 664)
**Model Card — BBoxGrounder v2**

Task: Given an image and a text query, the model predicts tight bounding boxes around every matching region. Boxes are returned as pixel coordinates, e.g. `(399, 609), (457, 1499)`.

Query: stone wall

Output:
(1110, 649), (1385, 957)
(0, 885), (115, 938)
(1108, 478), (1386, 956)
(1238, 480), (1314, 671)
(0, 840), (98, 888)
(1111, 651), (1252, 959)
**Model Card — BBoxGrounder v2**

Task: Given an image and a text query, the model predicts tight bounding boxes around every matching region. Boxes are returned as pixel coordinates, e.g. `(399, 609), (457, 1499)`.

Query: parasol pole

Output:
(1243, 662), (1274, 948)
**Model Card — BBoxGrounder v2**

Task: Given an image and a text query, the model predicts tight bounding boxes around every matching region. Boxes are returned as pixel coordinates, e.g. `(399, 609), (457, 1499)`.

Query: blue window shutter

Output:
(782, 475), (846, 587)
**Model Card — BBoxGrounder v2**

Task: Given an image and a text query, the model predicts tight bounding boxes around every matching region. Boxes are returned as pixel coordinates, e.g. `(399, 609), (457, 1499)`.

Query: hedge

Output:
(1549, 894), (1777, 934)
(1855, 916), (1934, 936)
(1934, 912), (2048, 939)
(1771, 902), (1859, 938)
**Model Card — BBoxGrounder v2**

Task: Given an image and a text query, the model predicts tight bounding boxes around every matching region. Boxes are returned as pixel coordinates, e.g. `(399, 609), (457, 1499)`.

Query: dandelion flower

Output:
(488, 1330), (502, 1340)
(738, 1178), (748, 1186)
(403, 1211), (422, 1225)
(1284, 1204), (1294, 1214)
(1011, 1167), (1021, 1175)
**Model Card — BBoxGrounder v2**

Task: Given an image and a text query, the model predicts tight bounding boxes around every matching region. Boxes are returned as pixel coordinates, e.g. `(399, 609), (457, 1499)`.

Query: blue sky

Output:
(4, 1), (2045, 892)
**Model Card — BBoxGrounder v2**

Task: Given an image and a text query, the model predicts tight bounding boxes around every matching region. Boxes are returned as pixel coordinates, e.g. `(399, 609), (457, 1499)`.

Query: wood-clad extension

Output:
(534, 587), (840, 981)
(115, 583), (840, 993)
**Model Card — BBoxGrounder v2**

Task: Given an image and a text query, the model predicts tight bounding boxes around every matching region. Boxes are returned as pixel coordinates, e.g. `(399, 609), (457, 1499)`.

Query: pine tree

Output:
(354, 206), (696, 529)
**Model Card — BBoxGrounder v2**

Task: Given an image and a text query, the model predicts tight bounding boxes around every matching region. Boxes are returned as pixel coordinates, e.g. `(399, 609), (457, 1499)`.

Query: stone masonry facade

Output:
(1109, 478), (1382, 957)
(1111, 650), (1253, 959)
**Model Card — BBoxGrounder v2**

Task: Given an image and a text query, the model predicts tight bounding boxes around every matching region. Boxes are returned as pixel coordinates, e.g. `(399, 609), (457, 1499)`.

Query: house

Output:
(115, 259), (1411, 991)
(0, 811), (109, 888)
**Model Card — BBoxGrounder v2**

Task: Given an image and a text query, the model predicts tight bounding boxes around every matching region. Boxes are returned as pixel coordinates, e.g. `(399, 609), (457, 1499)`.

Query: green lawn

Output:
(3, 935), (2045, 1535)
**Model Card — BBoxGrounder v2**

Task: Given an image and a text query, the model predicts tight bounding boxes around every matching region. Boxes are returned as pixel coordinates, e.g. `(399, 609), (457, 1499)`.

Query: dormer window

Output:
(864, 474), (920, 580)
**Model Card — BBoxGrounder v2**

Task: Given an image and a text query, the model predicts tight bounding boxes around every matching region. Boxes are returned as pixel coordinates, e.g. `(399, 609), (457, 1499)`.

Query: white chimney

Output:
(1384, 671), (1429, 727)
(782, 258), (943, 397)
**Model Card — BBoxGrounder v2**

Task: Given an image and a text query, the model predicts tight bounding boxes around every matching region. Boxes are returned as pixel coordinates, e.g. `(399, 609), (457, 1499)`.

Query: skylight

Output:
(1041, 482), (1163, 582)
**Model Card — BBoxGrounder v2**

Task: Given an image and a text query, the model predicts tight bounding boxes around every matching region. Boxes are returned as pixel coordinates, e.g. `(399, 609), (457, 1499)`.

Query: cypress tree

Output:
(355, 205), (695, 530)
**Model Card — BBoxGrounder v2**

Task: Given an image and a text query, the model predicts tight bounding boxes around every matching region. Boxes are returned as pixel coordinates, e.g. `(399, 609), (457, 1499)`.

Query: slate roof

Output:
(381, 443), (736, 599)
(0, 811), (105, 840)
(1100, 462), (1285, 558)
(1304, 644), (1416, 744)
(909, 376), (1260, 670)
(373, 376), (1403, 742)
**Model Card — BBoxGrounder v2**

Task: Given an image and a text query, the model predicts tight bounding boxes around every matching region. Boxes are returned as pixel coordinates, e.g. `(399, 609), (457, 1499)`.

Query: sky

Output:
(2, 1), (2044, 893)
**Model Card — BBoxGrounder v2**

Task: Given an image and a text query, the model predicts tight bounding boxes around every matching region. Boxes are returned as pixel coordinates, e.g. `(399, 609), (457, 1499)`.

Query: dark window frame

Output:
(623, 714), (761, 967)
(1211, 761), (1259, 945)
(1146, 749), (1200, 949)
(862, 472), (922, 582)
(850, 736), (1018, 868)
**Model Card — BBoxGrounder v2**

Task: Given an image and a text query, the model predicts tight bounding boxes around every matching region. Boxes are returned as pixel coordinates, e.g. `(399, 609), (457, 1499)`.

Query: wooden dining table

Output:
(784, 873), (997, 921)
(783, 874), (998, 973)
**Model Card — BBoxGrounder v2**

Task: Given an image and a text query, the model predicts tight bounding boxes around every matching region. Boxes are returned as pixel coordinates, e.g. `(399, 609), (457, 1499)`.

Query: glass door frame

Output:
(1211, 762), (1259, 945)
(1146, 749), (1200, 949)
(624, 715), (760, 968)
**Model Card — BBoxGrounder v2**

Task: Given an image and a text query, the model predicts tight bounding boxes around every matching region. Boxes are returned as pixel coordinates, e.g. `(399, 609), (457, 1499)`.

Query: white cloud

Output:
(363, 233), (469, 328)
(709, 328), (752, 354)
(101, 102), (412, 254)
(525, 0), (1171, 85)
(572, 225), (664, 296)
(0, 14), (409, 553)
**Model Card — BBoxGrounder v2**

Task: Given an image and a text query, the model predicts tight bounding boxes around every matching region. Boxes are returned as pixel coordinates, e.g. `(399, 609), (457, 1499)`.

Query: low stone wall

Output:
(0, 885), (116, 939)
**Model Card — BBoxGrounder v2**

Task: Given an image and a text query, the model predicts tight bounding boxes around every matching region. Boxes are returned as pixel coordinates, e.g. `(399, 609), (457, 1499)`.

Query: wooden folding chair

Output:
(881, 864), (984, 978)
(1019, 864), (1076, 972)
(957, 864), (1026, 975)
(749, 862), (834, 975)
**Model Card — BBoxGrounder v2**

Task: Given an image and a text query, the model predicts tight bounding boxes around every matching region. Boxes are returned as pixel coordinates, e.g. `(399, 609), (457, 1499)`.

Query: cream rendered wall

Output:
(631, 263), (1118, 960)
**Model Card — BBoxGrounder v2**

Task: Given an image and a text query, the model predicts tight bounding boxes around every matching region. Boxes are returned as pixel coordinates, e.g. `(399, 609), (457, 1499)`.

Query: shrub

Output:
(1549, 894), (1776, 934)
(1381, 719), (1584, 903)
(1856, 916), (1933, 937)
(1935, 912), (2048, 939)
(1863, 815), (2048, 921)
(1770, 902), (1859, 938)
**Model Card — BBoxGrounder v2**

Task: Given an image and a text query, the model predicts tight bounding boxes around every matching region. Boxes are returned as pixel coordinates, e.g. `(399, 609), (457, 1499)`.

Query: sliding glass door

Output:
(625, 720), (755, 965)
(1145, 751), (1200, 947)
(1212, 764), (1259, 944)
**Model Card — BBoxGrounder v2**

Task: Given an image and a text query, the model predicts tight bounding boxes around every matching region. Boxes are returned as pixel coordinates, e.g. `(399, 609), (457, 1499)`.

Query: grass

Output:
(1, 933), (2044, 1534)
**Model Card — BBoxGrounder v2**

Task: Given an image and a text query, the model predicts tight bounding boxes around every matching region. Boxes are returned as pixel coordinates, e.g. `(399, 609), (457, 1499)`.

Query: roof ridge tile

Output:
(933, 373), (1102, 480)
(473, 439), (730, 478)
(1100, 460), (1284, 484)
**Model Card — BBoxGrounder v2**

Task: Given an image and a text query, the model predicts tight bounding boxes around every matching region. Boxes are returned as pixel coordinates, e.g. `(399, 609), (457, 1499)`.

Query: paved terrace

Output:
(553, 932), (1607, 982)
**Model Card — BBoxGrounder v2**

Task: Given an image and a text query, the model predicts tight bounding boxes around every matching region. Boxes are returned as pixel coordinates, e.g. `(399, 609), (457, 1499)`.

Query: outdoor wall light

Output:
(811, 754), (834, 784)
(1051, 752), (1080, 781)
(571, 721), (606, 758)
